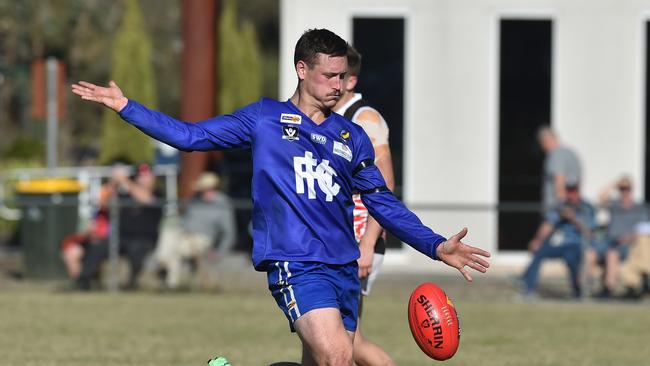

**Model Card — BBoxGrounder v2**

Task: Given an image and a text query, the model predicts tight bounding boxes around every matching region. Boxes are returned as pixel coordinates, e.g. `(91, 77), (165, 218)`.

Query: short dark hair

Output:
(347, 45), (362, 76)
(294, 29), (348, 68)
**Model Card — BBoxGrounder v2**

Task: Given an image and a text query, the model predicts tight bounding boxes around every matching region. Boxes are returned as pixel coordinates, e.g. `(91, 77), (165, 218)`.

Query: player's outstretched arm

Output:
(435, 227), (490, 282)
(71, 80), (128, 112)
(70, 80), (258, 152)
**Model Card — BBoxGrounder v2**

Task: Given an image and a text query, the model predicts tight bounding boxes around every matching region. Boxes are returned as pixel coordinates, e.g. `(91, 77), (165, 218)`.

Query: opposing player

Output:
(333, 45), (396, 366)
(72, 29), (490, 366)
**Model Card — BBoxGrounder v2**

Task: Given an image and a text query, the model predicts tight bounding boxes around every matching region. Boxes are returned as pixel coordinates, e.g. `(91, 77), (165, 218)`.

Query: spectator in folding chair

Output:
(154, 172), (236, 289)
(61, 208), (109, 281)
(586, 176), (647, 297)
(619, 222), (650, 299)
(522, 181), (595, 298)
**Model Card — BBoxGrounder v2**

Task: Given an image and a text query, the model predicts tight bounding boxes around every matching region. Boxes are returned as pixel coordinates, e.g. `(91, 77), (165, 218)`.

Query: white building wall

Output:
(280, 0), (650, 267)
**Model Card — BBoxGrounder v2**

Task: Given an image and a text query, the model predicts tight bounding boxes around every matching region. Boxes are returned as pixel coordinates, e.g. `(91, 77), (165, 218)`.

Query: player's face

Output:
(301, 53), (347, 108)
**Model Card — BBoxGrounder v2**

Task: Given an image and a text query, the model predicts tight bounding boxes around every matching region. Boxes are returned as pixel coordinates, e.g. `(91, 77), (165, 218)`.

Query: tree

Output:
(218, 0), (263, 114)
(99, 0), (157, 164)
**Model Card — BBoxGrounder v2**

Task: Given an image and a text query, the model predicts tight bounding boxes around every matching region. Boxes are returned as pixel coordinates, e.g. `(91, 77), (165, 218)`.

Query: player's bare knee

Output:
(312, 337), (352, 366)
(323, 345), (353, 366)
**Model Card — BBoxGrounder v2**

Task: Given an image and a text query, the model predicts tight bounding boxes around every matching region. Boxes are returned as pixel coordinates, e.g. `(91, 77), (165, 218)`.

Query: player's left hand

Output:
(436, 227), (491, 282)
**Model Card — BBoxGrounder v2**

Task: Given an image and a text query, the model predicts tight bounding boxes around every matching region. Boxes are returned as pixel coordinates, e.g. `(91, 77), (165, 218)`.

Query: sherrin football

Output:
(407, 282), (460, 361)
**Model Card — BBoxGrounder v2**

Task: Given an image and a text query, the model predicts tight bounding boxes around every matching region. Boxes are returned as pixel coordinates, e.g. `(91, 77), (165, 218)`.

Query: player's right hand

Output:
(436, 227), (491, 282)
(71, 80), (128, 112)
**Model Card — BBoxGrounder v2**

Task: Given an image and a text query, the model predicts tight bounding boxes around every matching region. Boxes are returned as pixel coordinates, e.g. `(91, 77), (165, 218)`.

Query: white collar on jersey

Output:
(334, 93), (363, 115)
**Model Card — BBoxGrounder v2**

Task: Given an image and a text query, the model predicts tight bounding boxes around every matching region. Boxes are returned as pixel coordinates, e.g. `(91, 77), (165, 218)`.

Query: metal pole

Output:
(165, 168), (178, 216)
(108, 194), (120, 291)
(46, 57), (58, 175)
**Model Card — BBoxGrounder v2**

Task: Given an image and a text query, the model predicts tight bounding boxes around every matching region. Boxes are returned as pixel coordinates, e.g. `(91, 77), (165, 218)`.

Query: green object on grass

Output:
(16, 179), (82, 279)
(207, 356), (231, 366)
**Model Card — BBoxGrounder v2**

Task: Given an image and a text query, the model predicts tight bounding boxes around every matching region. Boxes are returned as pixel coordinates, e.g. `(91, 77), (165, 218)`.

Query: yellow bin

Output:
(16, 178), (84, 279)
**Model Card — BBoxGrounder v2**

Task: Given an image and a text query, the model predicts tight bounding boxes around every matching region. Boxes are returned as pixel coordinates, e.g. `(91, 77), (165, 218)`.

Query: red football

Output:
(407, 282), (461, 361)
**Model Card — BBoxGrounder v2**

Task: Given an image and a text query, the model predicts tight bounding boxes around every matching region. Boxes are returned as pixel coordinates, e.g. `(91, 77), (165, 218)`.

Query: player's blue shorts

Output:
(266, 261), (360, 332)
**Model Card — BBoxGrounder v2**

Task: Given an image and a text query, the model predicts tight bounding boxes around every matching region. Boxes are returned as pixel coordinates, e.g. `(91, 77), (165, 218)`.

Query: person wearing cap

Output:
(586, 176), (648, 297)
(153, 172), (236, 289)
(521, 181), (595, 298)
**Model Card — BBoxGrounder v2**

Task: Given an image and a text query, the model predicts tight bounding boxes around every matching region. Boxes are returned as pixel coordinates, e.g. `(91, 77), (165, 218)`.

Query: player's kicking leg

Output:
(353, 297), (395, 366)
(294, 308), (354, 365)
(353, 253), (396, 366)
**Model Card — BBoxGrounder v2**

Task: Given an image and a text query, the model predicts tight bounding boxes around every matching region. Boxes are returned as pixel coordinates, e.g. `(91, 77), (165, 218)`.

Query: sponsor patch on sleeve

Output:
(333, 141), (352, 162)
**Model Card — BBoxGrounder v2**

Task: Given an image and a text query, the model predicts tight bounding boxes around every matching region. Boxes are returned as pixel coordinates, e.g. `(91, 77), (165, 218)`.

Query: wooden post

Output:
(180, 0), (218, 199)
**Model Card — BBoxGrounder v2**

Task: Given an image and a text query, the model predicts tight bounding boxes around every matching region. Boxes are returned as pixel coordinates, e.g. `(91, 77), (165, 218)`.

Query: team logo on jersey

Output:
(333, 141), (352, 162)
(339, 129), (350, 141)
(280, 113), (302, 124)
(310, 133), (327, 144)
(293, 151), (340, 202)
(282, 125), (300, 141)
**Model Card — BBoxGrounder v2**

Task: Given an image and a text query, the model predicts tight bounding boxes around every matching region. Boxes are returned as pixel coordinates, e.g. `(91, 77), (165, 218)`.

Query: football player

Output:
(72, 28), (490, 366)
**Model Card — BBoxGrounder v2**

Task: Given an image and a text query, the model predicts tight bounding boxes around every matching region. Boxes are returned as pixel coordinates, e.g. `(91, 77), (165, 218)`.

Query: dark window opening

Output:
(353, 17), (405, 249)
(498, 19), (553, 250)
(644, 21), (650, 201)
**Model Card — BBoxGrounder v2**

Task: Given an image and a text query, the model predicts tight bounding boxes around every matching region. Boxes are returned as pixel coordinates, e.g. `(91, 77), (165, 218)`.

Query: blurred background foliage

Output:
(0, 0), (279, 243)
(218, 0), (263, 115)
(100, 0), (157, 165)
(0, 0), (279, 167)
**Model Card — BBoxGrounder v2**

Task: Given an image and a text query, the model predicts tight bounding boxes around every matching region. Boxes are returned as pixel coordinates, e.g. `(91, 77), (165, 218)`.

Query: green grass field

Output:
(1, 272), (649, 366)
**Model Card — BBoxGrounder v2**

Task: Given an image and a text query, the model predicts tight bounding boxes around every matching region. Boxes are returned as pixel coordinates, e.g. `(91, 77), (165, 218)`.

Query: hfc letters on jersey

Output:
(293, 151), (341, 202)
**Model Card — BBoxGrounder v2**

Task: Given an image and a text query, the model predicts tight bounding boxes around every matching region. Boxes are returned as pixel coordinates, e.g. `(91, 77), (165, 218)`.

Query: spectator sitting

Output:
(61, 208), (109, 280)
(61, 181), (115, 281)
(586, 176), (647, 297)
(153, 172), (236, 290)
(521, 181), (595, 298)
(619, 222), (650, 299)
(77, 163), (163, 290)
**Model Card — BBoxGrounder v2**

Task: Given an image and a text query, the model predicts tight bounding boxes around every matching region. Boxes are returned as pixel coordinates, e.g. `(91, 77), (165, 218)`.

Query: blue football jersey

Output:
(119, 98), (446, 270)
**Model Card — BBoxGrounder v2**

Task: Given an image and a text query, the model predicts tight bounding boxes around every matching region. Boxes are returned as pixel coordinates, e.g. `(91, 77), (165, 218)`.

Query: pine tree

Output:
(99, 0), (157, 164)
(218, 0), (263, 115)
